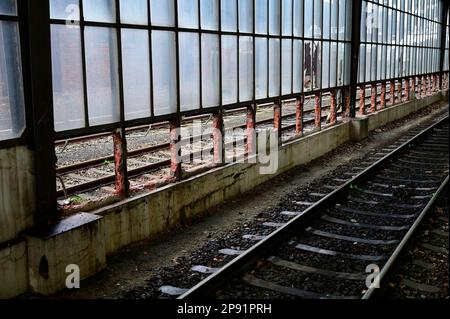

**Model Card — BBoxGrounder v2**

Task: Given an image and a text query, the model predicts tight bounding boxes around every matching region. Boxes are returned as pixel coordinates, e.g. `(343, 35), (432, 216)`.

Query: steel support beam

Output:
(329, 91), (337, 125)
(380, 82), (386, 109)
(370, 84), (377, 113)
(274, 101), (282, 142)
(349, 0), (363, 118)
(22, 0), (57, 229)
(113, 128), (129, 197)
(314, 94), (322, 129)
(295, 96), (304, 135)
(359, 85), (366, 116)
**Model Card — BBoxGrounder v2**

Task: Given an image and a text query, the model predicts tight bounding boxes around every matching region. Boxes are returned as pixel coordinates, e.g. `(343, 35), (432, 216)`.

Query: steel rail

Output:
(178, 115), (449, 300)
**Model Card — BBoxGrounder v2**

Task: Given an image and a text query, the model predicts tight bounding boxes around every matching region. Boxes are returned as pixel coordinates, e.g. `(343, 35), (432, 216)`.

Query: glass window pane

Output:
(239, 0), (253, 33)
(293, 39), (303, 93)
(120, 0), (148, 25)
(222, 35), (237, 105)
(282, 0), (293, 36)
(221, 0), (237, 32)
(269, 0), (280, 35)
(331, 0), (338, 40)
(338, 0), (345, 40)
(255, 0), (268, 34)
(0, 0), (16, 15)
(178, 0), (198, 29)
(51, 25), (85, 131)
(179, 32), (200, 111)
(201, 34), (220, 107)
(0, 20), (25, 140)
(200, 0), (218, 30)
(83, 0), (116, 23)
(304, 40), (312, 90)
(313, 41), (321, 89)
(314, 0), (322, 38)
(330, 41), (337, 87)
(282, 39), (292, 95)
(293, 0), (303, 36)
(322, 41), (330, 89)
(152, 31), (177, 115)
(85, 27), (120, 126)
(337, 42), (344, 86)
(121, 29), (151, 121)
(304, 0), (313, 38)
(50, 0), (79, 20)
(239, 36), (253, 102)
(255, 38), (268, 99)
(151, 0), (175, 26)
(323, 0), (330, 39)
(269, 39), (280, 97)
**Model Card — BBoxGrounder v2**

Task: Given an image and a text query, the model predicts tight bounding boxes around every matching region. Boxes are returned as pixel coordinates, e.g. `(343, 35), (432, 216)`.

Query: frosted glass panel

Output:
(322, 42), (330, 89)
(239, 36), (253, 102)
(0, 0), (16, 15)
(304, 41), (312, 90)
(201, 0), (218, 30)
(330, 42), (337, 87)
(85, 27), (120, 126)
(344, 43), (351, 85)
(221, 36), (237, 105)
(282, 0), (293, 36)
(221, 0), (237, 31)
(120, 0), (148, 25)
(151, 0), (175, 26)
(293, 0), (303, 36)
(313, 42), (321, 89)
(0, 20), (25, 140)
(152, 31), (177, 115)
(293, 40), (303, 93)
(201, 34), (220, 107)
(331, 0), (338, 40)
(179, 33), (200, 111)
(269, 0), (280, 35)
(50, 0), (79, 20)
(338, 0), (346, 40)
(83, 0), (116, 22)
(239, 0), (253, 33)
(323, 0), (330, 39)
(178, 0), (199, 29)
(304, 0), (313, 38)
(314, 0), (322, 38)
(337, 42), (344, 86)
(255, 0), (268, 34)
(269, 39), (280, 97)
(255, 38), (268, 99)
(51, 25), (85, 131)
(121, 29), (151, 121)
(282, 40), (292, 95)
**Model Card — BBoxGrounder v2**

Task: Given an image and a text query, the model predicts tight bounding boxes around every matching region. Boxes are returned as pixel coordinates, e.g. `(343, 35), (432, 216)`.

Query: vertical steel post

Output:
(397, 79), (402, 103)
(330, 91), (337, 125)
(390, 80), (396, 105)
(314, 93), (322, 129)
(212, 110), (225, 164)
(349, 0), (363, 118)
(412, 77), (416, 99)
(359, 85), (366, 115)
(295, 96), (304, 135)
(24, 0), (58, 228)
(370, 84), (377, 113)
(170, 118), (182, 180)
(274, 101), (282, 142)
(113, 129), (128, 197)
(380, 82), (387, 109)
(246, 104), (256, 156)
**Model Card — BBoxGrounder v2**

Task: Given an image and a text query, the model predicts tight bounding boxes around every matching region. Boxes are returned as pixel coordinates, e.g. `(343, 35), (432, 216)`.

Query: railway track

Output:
(173, 115), (449, 299)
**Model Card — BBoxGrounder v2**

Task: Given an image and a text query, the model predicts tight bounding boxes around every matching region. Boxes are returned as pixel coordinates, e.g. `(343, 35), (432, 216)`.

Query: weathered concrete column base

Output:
(350, 117), (369, 142)
(0, 240), (28, 298)
(26, 213), (106, 295)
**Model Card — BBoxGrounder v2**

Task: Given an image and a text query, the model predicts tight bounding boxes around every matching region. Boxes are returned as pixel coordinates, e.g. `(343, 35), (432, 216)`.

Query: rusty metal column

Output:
(390, 80), (395, 105)
(212, 111), (225, 164)
(380, 82), (386, 109)
(412, 77), (416, 99)
(397, 79), (403, 103)
(295, 96), (304, 135)
(246, 105), (256, 156)
(422, 75), (426, 96)
(24, 0), (58, 228)
(370, 84), (377, 113)
(314, 93), (322, 129)
(170, 118), (182, 180)
(274, 101), (282, 142)
(330, 91), (337, 125)
(405, 78), (410, 101)
(359, 85), (366, 115)
(344, 87), (351, 118)
(113, 129), (129, 197)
